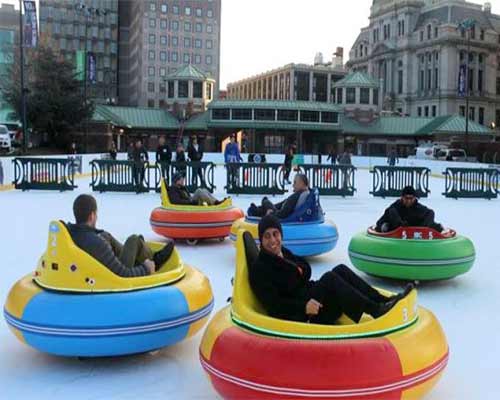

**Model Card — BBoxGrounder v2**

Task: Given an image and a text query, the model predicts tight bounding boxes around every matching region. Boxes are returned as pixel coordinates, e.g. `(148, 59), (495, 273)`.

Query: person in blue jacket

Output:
(224, 135), (243, 187)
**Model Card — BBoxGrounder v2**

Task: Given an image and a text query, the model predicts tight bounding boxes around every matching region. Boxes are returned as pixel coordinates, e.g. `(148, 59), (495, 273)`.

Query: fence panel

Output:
(443, 168), (499, 199)
(370, 166), (430, 198)
(156, 161), (216, 193)
(225, 163), (286, 195)
(13, 157), (77, 191)
(297, 164), (357, 197)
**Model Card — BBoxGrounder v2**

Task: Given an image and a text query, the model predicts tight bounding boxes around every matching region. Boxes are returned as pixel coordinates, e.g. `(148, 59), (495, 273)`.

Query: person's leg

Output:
(119, 235), (153, 268)
(99, 231), (123, 257)
(331, 264), (389, 302)
(261, 197), (277, 214)
(197, 167), (205, 187)
(193, 188), (217, 205)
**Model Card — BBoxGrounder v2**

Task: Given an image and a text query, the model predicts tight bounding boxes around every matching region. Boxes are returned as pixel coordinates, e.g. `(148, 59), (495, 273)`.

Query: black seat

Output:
(243, 231), (259, 269)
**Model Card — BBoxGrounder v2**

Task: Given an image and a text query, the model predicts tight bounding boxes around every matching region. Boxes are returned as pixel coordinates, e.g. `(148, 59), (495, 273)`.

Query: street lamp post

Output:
(18, 0), (28, 154)
(75, 1), (107, 153)
(457, 18), (476, 157)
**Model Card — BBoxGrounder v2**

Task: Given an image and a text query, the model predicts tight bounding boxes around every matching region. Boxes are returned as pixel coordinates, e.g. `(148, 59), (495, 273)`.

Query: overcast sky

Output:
(1, 0), (373, 88)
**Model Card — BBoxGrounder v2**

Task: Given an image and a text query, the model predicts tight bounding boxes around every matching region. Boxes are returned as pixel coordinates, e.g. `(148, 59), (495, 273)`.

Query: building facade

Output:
(0, 3), (18, 107)
(227, 49), (347, 103)
(118, 0), (222, 108)
(347, 0), (500, 129)
(39, 0), (119, 104)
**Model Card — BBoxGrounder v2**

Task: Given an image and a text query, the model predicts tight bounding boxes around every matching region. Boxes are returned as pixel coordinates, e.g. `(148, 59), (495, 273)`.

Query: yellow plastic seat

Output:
(231, 230), (418, 339)
(34, 221), (185, 293)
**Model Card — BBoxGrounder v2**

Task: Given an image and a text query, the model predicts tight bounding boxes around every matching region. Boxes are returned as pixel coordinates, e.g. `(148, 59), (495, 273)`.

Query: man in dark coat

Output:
(376, 186), (444, 232)
(248, 174), (310, 219)
(283, 146), (294, 184)
(248, 216), (413, 324)
(167, 172), (223, 206)
(132, 139), (149, 192)
(156, 136), (172, 179)
(187, 136), (205, 187)
(67, 194), (174, 277)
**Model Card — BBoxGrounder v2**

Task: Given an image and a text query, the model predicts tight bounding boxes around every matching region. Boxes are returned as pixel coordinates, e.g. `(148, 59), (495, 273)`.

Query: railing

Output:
(370, 166), (430, 198)
(13, 157), (77, 191)
(90, 160), (216, 194)
(443, 168), (499, 199)
(225, 163), (286, 195)
(297, 164), (357, 197)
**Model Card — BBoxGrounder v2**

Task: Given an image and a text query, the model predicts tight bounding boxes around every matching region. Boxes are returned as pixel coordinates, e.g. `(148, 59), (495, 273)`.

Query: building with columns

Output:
(227, 49), (347, 103)
(347, 0), (500, 129)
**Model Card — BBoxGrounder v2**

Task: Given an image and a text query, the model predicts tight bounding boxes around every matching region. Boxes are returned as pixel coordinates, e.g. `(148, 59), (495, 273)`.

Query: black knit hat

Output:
(173, 171), (185, 183)
(258, 215), (283, 242)
(402, 186), (417, 197)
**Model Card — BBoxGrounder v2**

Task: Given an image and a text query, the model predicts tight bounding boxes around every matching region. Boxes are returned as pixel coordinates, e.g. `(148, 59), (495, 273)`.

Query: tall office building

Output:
(347, 0), (500, 127)
(0, 3), (19, 107)
(118, 0), (221, 108)
(39, 0), (119, 104)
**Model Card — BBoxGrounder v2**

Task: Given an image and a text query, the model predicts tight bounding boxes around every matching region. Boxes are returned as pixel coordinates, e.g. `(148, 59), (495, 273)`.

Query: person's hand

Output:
(305, 299), (322, 316)
(144, 259), (156, 275)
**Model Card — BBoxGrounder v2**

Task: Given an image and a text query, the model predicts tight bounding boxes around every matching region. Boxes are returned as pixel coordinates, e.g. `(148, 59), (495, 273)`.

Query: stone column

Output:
(289, 69), (295, 100)
(327, 73), (332, 102)
(309, 71), (314, 101)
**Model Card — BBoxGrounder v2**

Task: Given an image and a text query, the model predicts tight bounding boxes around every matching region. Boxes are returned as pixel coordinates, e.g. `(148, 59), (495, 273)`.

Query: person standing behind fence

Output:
(156, 136), (172, 180)
(127, 142), (134, 161)
(327, 147), (337, 165)
(224, 135), (243, 187)
(175, 142), (187, 175)
(109, 141), (117, 160)
(132, 140), (149, 192)
(387, 148), (399, 166)
(187, 136), (205, 187)
(283, 146), (294, 184)
(338, 150), (352, 189)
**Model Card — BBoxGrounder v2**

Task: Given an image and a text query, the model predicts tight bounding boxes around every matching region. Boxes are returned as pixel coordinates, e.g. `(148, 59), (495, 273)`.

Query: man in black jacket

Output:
(68, 194), (174, 277)
(283, 146), (294, 184)
(167, 172), (224, 206)
(187, 136), (205, 186)
(248, 174), (310, 219)
(249, 215), (413, 324)
(375, 186), (444, 233)
(132, 139), (149, 192)
(156, 136), (172, 180)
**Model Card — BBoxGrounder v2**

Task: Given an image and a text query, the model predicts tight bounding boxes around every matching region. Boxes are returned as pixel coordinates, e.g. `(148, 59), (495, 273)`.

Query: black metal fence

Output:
(370, 166), (430, 198)
(297, 164), (357, 197)
(443, 167), (499, 199)
(13, 157), (77, 191)
(90, 160), (215, 193)
(225, 163), (286, 195)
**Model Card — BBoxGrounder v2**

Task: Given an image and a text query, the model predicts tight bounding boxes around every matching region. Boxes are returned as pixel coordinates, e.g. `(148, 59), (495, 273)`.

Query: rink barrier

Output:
(12, 157), (77, 191)
(443, 168), (499, 199)
(224, 163), (286, 195)
(370, 166), (430, 198)
(296, 164), (357, 197)
(155, 161), (216, 193)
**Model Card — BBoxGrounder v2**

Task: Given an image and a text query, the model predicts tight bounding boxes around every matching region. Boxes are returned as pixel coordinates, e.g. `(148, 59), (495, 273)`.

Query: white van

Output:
(0, 125), (12, 152)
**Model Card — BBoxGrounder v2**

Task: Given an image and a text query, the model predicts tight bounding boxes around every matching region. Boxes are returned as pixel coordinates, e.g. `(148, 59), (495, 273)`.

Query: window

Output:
(419, 70), (424, 91)
(373, 89), (379, 105)
(496, 109), (500, 128)
(427, 69), (432, 90)
(459, 106), (466, 117)
(321, 112), (339, 124)
(206, 55), (212, 65)
(148, 82), (155, 93)
(418, 107), (422, 117)
(148, 99), (155, 108)
(172, 5), (179, 14)
(193, 81), (203, 98)
(160, 19), (167, 29)
(434, 68), (439, 89)
(160, 35), (167, 46)
(469, 107), (475, 121)
(434, 26), (438, 38)
(160, 51), (167, 62)
(160, 67), (166, 77)
(194, 54), (201, 64)
(183, 53), (190, 63)
(253, 109), (274, 120)
(360, 88), (370, 104)
(233, 108), (253, 120)
(207, 9), (213, 18)
(172, 21), (179, 31)
(184, 37), (191, 48)
(427, 25), (431, 40)
(207, 24), (213, 33)
(148, 66), (155, 76)
(478, 69), (483, 92)
(195, 39), (202, 48)
(212, 108), (230, 120)
(184, 22), (191, 32)
(149, 19), (156, 28)
(346, 88), (356, 104)
(398, 70), (403, 94)
(161, 4), (167, 13)
(178, 81), (188, 98)
(420, 31), (424, 42)
(150, 2), (156, 12)
(479, 107), (485, 125)
(300, 111), (320, 122)
(277, 110), (298, 121)
(148, 50), (155, 60)
(195, 23), (202, 33)
(206, 39), (213, 49)
(159, 100), (165, 108)
(336, 88), (343, 104)
(497, 77), (500, 95)
(196, 8), (202, 17)
(168, 81), (175, 98)
(171, 51), (178, 62)
(185, 7), (191, 16)
(424, 106), (429, 117)
(172, 36), (178, 47)
(480, 29), (485, 41)
(149, 34), (156, 44)
(432, 105), (437, 117)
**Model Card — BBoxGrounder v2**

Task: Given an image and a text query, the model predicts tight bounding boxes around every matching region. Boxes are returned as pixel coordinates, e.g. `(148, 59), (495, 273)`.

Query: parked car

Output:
(0, 125), (12, 152)
(435, 148), (467, 162)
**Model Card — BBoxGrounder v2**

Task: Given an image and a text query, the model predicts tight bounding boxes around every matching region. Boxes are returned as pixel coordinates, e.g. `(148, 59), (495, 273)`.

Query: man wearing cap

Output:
(249, 215), (413, 324)
(375, 186), (444, 233)
(167, 172), (225, 206)
(248, 174), (310, 219)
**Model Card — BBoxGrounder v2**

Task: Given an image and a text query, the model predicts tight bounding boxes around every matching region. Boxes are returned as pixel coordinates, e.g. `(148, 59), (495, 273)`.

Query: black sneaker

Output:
(153, 241), (175, 271)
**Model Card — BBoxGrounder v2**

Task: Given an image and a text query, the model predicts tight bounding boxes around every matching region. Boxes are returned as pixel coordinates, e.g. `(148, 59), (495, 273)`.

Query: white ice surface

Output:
(0, 167), (498, 399)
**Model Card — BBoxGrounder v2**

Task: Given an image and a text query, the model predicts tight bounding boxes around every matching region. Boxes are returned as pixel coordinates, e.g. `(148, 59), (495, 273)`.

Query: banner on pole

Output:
(88, 52), (97, 84)
(75, 51), (85, 81)
(23, 0), (38, 48)
(458, 64), (466, 97)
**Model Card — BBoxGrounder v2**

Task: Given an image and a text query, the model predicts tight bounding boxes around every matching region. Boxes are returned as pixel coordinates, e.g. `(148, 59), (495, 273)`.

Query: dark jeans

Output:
(248, 197), (278, 217)
(227, 164), (240, 187)
(379, 208), (443, 232)
(133, 164), (145, 191)
(100, 232), (153, 268)
(191, 166), (205, 187)
(283, 164), (292, 182)
(308, 264), (388, 324)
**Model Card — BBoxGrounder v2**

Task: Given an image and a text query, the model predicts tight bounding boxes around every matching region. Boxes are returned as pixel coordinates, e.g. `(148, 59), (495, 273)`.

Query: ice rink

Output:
(0, 167), (498, 399)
